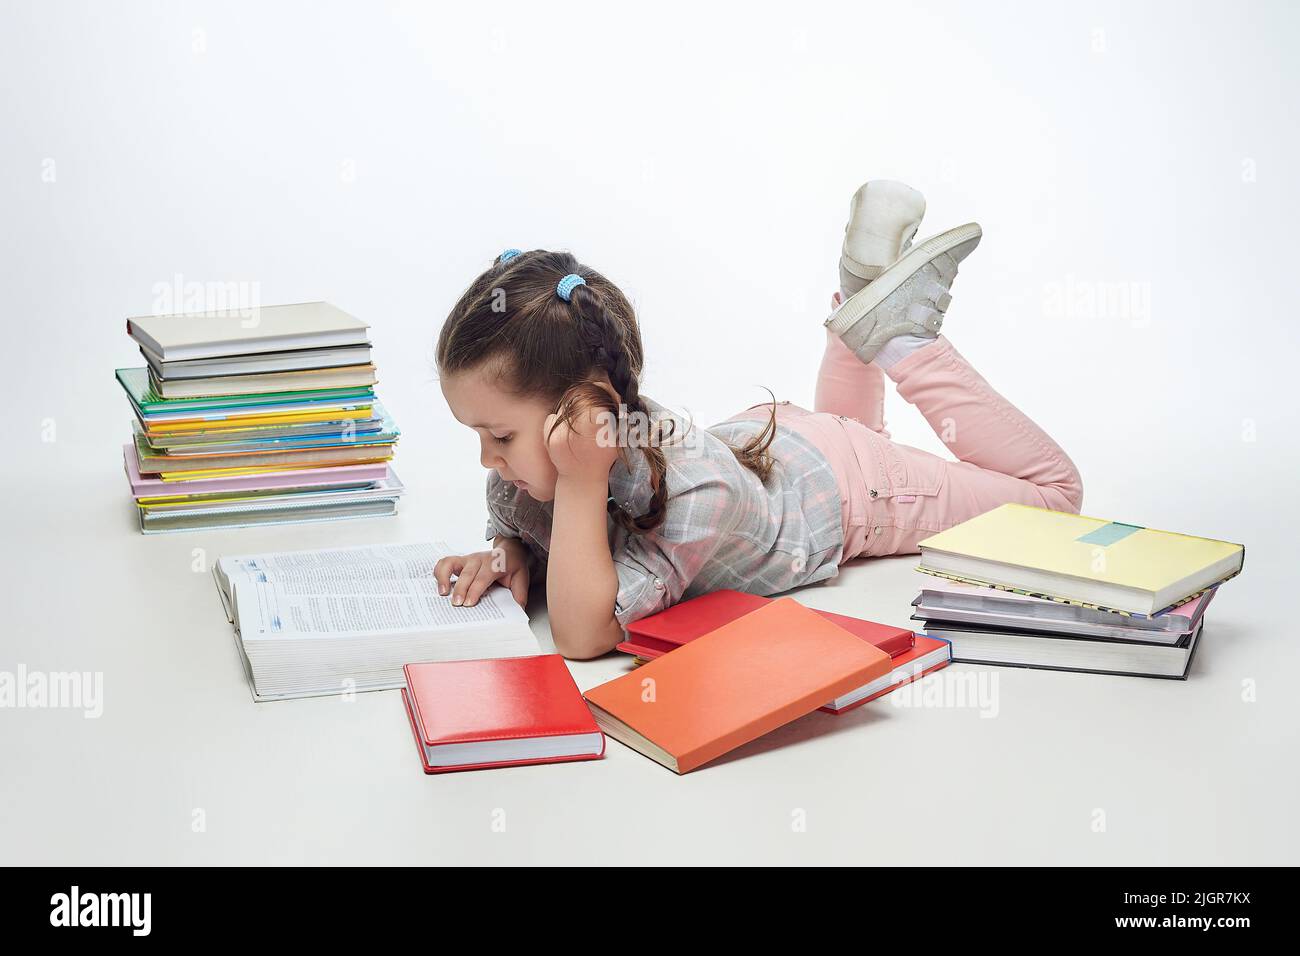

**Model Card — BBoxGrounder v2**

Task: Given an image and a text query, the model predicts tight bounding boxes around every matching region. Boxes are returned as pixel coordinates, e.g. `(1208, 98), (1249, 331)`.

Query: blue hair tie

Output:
(499, 248), (522, 262)
(556, 273), (586, 301)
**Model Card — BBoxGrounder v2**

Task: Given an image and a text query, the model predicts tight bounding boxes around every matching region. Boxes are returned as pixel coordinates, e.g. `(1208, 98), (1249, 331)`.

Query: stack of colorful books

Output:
(116, 302), (405, 533)
(911, 504), (1245, 679)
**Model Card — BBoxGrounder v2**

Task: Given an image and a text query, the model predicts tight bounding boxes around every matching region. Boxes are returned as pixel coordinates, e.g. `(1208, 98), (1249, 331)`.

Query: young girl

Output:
(433, 180), (1083, 659)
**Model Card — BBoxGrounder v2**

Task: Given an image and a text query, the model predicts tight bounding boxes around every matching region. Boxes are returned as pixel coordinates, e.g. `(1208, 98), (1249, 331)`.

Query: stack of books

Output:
(911, 504), (1245, 679)
(115, 302), (405, 533)
(588, 598), (896, 774)
(617, 589), (952, 713)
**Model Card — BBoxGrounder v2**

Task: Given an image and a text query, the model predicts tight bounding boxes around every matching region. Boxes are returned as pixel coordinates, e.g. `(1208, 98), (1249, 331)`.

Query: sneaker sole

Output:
(826, 221), (982, 335)
(839, 180), (926, 283)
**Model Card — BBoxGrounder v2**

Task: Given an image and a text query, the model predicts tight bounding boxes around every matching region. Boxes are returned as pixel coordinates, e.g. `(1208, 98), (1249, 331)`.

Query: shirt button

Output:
(869, 489), (878, 499)
(653, 579), (665, 591)
(874, 527), (882, 534)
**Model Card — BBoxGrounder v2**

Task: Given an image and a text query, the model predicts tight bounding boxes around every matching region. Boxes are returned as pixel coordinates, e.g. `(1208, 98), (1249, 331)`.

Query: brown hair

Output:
(435, 249), (777, 534)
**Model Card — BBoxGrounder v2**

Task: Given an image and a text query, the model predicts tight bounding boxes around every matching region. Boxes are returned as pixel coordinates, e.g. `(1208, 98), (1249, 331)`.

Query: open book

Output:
(214, 542), (541, 701)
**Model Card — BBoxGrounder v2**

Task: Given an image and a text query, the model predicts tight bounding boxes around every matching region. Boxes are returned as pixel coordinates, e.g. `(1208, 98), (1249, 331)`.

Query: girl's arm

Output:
(524, 541), (547, 585)
(547, 473), (623, 659)
(543, 400), (624, 660)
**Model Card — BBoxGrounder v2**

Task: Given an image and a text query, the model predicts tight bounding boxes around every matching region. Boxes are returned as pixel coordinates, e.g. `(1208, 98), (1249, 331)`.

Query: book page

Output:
(234, 575), (528, 641)
(218, 542), (450, 594)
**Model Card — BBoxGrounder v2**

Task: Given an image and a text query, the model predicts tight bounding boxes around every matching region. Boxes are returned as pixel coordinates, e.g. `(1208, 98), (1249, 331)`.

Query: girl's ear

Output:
(552, 380), (622, 433)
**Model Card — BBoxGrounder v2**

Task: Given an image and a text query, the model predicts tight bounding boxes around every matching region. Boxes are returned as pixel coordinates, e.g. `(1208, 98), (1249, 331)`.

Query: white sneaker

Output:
(839, 180), (927, 298)
(826, 222), (982, 363)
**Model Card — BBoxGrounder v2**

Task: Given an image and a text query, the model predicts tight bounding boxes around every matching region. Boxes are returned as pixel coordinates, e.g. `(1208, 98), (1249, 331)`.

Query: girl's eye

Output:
(493, 434), (513, 444)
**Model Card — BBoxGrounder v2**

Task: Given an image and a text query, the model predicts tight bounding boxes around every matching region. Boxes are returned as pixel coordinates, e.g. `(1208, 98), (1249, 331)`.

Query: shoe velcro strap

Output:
(906, 302), (944, 333)
(915, 271), (945, 299)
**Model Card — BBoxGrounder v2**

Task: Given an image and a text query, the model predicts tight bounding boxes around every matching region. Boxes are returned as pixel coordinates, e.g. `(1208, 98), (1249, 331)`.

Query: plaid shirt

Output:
(484, 396), (845, 627)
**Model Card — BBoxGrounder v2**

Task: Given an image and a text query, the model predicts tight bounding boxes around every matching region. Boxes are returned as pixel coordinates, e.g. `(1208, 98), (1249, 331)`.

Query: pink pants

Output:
(739, 332), (1084, 563)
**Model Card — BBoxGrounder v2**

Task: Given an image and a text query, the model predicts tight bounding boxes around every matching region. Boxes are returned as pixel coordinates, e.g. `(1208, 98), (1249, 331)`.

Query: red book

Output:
(820, 635), (953, 714)
(617, 590), (948, 714)
(402, 655), (604, 774)
(619, 589), (915, 659)
(586, 598), (893, 774)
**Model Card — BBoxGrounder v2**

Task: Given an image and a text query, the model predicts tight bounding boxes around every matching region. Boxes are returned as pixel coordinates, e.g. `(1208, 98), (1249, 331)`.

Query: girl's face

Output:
(441, 363), (560, 502)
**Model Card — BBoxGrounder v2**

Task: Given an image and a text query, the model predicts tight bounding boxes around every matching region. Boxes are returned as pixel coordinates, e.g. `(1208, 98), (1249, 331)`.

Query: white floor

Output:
(2, 452), (1294, 864)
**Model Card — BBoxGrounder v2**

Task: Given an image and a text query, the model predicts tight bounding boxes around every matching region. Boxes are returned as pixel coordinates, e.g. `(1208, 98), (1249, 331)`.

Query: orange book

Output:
(583, 597), (892, 774)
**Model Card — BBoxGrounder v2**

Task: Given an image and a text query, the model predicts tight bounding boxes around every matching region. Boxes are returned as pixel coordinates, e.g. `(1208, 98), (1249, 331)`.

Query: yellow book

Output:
(144, 406), (373, 434)
(917, 504), (1244, 616)
(159, 458), (391, 481)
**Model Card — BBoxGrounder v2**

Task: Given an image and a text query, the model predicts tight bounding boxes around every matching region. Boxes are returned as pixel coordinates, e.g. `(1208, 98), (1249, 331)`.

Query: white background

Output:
(1, 0), (1297, 864)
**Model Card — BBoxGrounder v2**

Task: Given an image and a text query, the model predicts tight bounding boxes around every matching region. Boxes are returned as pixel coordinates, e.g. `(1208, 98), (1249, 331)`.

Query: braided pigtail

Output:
(560, 280), (672, 534)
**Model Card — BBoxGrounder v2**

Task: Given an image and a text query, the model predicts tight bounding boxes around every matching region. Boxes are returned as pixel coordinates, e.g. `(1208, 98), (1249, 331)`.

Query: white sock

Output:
(874, 334), (935, 370)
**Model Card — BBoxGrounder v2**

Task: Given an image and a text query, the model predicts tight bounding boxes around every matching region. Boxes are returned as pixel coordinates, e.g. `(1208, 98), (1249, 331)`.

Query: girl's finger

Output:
(542, 412), (566, 465)
(460, 561), (502, 607)
(449, 555), (483, 605)
(507, 567), (530, 608)
(433, 555), (465, 595)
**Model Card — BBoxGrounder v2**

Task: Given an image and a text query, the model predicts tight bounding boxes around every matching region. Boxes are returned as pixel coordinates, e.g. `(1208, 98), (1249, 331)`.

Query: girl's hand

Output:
(543, 389), (621, 483)
(433, 538), (531, 608)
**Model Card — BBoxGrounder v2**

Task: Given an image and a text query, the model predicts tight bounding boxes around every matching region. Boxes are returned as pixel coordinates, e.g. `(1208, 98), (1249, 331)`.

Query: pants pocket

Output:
(880, 443), (947, 533)
(856, 432), (949, 555)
